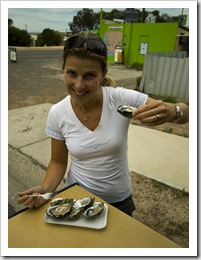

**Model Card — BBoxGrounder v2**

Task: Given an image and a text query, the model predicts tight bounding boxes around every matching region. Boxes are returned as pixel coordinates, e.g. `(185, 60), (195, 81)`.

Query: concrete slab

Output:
(8, 103), (52, 148)
(107, 66), (142, 81)
(21, 138), (51, 168)
(8, 145), (47, 217)
(8, 145), (66, 217)
(128, 124), (189, 192)
(20, 138), (71, 175)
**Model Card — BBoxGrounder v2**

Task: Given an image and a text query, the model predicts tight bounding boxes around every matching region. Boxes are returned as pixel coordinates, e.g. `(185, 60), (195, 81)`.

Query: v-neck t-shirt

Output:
(45, 86), (148, 203)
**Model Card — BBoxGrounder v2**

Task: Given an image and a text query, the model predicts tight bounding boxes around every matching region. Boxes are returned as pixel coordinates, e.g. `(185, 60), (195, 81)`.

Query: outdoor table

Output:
(8, 184), (180, 248)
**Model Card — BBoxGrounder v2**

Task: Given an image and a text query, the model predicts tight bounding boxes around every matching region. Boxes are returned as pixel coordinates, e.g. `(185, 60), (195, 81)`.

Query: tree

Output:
(68, 8), (175, 33)
(68, 8), (150, 32)
(102, 9), (124, 21)
(8, 18), (13, 27)
(8, 26), (31, 46)
(35, 34), (44, 46)
(69, 8), (100, 34)
(36, 28), (63, 46)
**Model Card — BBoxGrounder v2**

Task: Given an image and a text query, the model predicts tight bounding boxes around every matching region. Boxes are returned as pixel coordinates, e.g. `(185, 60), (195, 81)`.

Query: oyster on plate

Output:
(47, 198), (74, 219)
(73, 196), (95, 210)
(67, 207), (84, 221)
(83, 202), (104, 219)
(46, 196), (104, 221)
(117, 105), (136, 118)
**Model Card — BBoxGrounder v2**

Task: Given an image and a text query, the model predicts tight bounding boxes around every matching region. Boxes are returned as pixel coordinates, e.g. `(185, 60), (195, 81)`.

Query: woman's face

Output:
(64, 55), (105, 105)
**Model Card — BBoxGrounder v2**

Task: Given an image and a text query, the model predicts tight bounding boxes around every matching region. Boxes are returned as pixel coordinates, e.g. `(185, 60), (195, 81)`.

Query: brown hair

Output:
(62, 31), (116, 87)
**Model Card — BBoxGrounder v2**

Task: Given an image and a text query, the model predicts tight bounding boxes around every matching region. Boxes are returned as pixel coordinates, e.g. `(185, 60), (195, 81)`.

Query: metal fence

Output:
(139, 52), (189, 101)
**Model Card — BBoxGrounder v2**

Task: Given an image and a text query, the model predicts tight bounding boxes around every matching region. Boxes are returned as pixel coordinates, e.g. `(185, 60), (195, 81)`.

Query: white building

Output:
(145, 14), (156, 23)
(29, 32), (40, 46)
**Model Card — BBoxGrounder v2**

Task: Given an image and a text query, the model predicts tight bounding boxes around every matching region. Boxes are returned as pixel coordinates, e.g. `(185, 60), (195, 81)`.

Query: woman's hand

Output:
(17, 186), (49, 209)
(133, 98), (183, 126)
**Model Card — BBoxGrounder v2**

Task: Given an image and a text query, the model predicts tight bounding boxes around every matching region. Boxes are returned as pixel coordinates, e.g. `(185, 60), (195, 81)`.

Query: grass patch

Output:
(164, 221), (189, 237)
(126, 62), (144, 71)
(162, 96), (177, 103)
(136, 76), (142, 88)
(163, 127), (173, 134)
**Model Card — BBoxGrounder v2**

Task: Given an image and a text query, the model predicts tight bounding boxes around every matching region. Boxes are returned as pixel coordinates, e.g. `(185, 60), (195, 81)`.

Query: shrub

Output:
(131, 62), (144, 71)
(162, 96), (177, 103)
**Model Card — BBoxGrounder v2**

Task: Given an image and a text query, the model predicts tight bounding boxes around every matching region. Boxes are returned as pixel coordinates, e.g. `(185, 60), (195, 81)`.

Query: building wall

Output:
(99, 21), (179, 65)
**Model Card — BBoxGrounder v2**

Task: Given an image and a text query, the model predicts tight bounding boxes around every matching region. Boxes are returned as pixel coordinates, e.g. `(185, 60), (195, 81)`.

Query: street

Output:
(8, 48), (63, 62)
(8, 47), (140, 110)
(8, 48), (67, 110)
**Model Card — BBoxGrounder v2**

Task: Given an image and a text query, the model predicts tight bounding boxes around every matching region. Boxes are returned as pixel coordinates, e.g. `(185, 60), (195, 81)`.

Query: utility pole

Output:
(100, 8), (102, 24)
(141, 8), (145, 23)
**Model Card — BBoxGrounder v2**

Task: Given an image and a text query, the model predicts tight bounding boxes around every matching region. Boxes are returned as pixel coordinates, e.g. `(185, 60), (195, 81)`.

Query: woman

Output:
(17, 31), (189, 216)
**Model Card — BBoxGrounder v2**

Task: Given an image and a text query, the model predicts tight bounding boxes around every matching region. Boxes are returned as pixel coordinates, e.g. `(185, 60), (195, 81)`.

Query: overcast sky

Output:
(8, 8), (189, 33)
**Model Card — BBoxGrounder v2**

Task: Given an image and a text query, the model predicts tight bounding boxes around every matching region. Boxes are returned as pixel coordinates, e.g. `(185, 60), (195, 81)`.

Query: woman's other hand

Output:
(17, 186), (49, 209)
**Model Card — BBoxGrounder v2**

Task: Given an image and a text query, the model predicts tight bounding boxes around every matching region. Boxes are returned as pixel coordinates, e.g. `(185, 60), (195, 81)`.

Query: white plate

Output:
(44, 203), (108, 229)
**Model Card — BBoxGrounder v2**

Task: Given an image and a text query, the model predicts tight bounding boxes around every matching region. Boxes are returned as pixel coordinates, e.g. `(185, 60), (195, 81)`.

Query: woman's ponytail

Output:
(101, 75), (116, 87)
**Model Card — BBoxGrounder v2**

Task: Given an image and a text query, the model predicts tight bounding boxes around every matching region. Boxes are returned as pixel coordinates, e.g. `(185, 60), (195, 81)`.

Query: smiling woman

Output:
(16, 31), (189, 218)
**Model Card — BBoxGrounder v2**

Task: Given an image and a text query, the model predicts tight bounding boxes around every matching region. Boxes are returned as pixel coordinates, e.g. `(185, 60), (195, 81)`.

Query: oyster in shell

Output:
(117, 105), (136, 118)
(47, 198), (74, 219)
(66, 207), (84, 221)
(83, 202), (104, 219)
(73, 196), (95, 210)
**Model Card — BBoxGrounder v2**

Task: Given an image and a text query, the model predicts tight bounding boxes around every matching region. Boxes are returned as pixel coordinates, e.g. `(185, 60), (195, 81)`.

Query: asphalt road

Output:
(9, 49), (63, 62)
(8, 48), (141, 110)
(8, 48), (67, 109)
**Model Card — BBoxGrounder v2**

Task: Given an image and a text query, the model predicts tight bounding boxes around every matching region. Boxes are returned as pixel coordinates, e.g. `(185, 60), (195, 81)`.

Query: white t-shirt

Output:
(45, 87), (148, 203)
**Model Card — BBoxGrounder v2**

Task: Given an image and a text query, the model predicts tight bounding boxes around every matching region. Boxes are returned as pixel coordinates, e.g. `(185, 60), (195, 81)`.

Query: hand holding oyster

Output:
(117, 105), (136, 118)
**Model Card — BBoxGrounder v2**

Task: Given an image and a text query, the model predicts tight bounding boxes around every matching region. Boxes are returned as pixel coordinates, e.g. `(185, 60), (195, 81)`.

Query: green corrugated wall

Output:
(99, 21), (178, 65)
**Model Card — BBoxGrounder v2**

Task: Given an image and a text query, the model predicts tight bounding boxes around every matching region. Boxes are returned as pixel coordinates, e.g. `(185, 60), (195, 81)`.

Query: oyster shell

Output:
(47, 198), (74, 219)
(66, 207), (84, 221)
(50, 198), (74, 207)
(117, 105), (136, 118)
(73, 196), (95, 210)
(83, 202), (104, 219)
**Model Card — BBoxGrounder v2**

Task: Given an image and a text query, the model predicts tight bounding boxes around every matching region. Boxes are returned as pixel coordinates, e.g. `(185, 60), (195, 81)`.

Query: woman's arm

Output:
(41, 138), (68, 191)
(17, 138), (68, 208)
(133, 97), (189, 126)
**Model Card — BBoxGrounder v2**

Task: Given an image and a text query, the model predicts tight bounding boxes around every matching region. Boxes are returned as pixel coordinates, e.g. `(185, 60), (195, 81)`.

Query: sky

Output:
(8, 7), (189, 33)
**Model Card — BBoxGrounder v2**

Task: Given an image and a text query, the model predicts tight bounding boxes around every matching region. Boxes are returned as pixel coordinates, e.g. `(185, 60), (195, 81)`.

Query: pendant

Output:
(83, 116), (90, 121)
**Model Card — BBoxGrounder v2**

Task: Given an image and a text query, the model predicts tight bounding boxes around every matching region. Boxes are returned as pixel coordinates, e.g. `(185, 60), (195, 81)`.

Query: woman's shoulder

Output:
(102, 86), (147, 107)
(103, 86), (138, 98)
(49, 96), (70, 115)
(51, 96), (69, 109)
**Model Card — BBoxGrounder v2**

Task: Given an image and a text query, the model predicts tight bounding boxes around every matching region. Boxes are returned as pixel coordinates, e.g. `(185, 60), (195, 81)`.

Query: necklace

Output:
(78, 108), (91, 121)
(83, 115), (90, 121)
